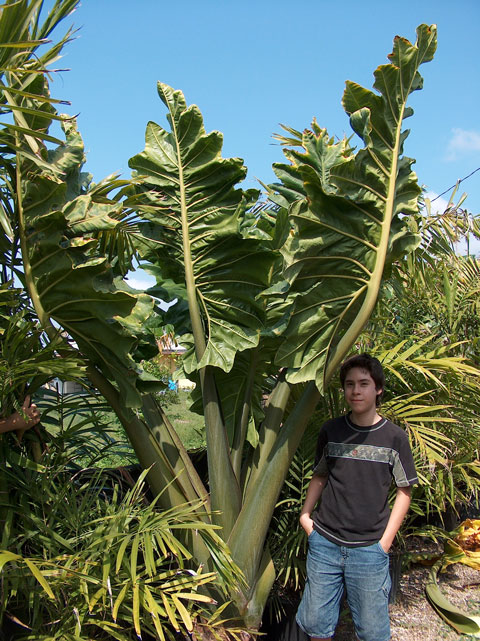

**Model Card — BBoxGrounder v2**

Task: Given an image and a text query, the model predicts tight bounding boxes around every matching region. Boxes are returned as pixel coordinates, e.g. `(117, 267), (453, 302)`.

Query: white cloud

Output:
(125, 268), (156, 291)
(446, 128), (480, 161)
(424, 191), (450, 215)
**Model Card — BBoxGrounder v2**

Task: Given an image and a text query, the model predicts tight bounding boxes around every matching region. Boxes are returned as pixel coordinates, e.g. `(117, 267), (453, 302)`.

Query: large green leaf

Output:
(273, 24), (436, 392)
(20, 121), (156, 407)
(129, 84), (281, 537)
(28, 212), (155, 408)
(227, 25), (438, 618)
(269, 122), (353, 210)
(129, 83), (276, 374)
(183, 205), (290, 455)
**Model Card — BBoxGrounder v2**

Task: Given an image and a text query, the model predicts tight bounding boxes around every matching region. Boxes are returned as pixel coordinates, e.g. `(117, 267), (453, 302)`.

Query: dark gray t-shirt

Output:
(311, 414), (418, 547)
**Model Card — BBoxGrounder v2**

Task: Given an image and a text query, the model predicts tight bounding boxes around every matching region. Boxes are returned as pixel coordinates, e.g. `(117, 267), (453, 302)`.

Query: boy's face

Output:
(343, 367), (382, 415)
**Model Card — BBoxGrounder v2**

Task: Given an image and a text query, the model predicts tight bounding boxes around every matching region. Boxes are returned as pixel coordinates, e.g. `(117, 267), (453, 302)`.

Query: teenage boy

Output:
(296, 353), (417, 641)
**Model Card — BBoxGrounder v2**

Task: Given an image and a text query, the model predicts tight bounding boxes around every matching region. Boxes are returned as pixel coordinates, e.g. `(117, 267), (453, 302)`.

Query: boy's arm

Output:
(299, 474), (328, 536)
(0, 396), (40, 436)
(379, 486), (412, 553)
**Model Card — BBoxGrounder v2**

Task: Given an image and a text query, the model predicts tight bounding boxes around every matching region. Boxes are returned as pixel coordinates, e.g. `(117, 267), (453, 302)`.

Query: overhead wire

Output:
(431, 167), (480, 203)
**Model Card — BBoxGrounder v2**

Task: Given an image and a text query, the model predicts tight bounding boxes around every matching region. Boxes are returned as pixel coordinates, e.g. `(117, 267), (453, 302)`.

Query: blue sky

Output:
(49, 1), (480, 280)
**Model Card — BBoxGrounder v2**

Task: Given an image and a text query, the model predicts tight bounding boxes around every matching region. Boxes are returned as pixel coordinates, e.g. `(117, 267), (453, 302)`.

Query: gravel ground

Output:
(390, 562), (480, 640)
(332, 538), (480, 641)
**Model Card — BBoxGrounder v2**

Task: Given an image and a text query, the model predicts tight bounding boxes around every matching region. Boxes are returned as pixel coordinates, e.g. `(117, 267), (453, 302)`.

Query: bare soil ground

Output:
(333, 538), (480, 641)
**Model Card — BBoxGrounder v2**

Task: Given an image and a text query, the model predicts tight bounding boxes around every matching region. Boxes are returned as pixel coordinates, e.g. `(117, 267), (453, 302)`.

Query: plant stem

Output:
(229, 382), (320, 589)
(243, 372), (291, 497)
(231, 348), (259, 481)
(171, 110), (241, 535)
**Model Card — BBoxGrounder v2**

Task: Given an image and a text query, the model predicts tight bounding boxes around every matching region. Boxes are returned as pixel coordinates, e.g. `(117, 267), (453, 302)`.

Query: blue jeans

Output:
(296, 530), (391, 641)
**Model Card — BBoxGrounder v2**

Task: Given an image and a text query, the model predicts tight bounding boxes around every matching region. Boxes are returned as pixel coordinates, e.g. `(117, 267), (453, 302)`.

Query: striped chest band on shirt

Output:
(325, 442), (411, 486)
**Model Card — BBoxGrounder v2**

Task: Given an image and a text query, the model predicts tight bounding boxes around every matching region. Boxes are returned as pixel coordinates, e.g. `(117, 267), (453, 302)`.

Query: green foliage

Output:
(0, 0), (79, 170)
(20, 119), (159, 408)
(129, 83), (274, 375)
(2, 3), (468, 633)
(39, 388), (137, 468)
(269, 24), (436, 391)
(0, 0), (208, 517)
(0, 401), (246, 640)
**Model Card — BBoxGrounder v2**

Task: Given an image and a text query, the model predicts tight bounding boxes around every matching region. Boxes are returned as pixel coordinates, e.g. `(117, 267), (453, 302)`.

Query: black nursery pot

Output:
(261, 608), (309, 641)
(260, 592), (308, 641)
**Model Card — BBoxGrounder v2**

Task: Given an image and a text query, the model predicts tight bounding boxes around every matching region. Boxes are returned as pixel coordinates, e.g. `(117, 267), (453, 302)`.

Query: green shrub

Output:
(0, 396), (245, 640)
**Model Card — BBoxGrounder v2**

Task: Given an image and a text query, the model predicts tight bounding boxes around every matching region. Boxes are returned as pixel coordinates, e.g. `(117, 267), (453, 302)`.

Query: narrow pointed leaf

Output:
(161, 591), (180, 631)
(23, 558), (55, 599)
(112, 583), (129, 622)
(144, 586), (167, 641)
(171, 593), (193, 632)
(130, 534), (139, 584)
(132, 582), (141, 639)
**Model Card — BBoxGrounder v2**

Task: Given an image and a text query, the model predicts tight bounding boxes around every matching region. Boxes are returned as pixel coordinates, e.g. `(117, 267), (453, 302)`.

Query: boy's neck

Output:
(349, 408), (382, 427)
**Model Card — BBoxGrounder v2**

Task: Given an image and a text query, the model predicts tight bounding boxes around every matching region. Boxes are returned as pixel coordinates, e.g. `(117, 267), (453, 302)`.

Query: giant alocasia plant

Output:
(2, 4), (437, 632)
(125, 23), (437, 626)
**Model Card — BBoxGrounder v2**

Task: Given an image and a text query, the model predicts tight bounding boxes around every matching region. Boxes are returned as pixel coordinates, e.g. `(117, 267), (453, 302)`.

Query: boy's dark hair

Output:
(339, 353), (385, 405)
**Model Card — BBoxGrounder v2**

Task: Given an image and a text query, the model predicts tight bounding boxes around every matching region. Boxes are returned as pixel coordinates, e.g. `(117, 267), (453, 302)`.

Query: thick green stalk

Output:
(172, 117), (241, 535)
(239, 546), (276, 629)
(141, 394), (210, 508)
(231, 348), (259, 482)
(229, 382), (320, 589)
(86, 366), (196, 507)
(201, 367), (242, 534)
(242, 374), (291, 500)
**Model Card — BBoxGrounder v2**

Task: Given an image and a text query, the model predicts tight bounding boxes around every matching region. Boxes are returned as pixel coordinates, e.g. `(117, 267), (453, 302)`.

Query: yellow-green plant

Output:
(0, 424), (246, 640)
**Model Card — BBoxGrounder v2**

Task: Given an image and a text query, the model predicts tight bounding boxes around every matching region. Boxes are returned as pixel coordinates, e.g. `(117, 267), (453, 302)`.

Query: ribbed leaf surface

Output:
(184, 207), (289, 448)
(274, 24), (436, 391)
(129, 83), (275, 373)
(24, 122), (155, 407)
